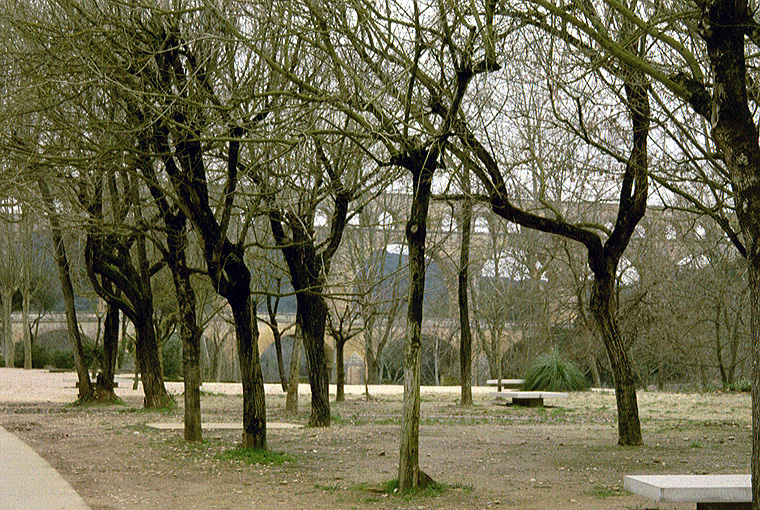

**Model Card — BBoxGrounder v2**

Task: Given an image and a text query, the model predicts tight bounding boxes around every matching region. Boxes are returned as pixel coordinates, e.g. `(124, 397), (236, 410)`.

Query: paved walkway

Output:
(0, 425), (90, 509)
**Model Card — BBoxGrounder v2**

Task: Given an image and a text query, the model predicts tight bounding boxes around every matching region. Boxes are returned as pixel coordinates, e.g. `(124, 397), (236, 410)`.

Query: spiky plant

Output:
(523, 347), (589, 391)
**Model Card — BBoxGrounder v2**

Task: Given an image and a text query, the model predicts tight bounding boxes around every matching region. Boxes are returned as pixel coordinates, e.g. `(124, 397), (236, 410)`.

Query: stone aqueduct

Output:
(8, 192), (720, 384)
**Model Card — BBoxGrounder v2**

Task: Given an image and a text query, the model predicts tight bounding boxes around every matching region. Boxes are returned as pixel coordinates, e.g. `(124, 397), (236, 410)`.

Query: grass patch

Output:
(354, 478), (472, 500)
(331, 413), (365, 426)
(374, 417), (400, 425)
(592, 485), (623, 499)
(315, 483), (341, 492)
(217, 447), (295, 466)
(67, 394), (126, 407)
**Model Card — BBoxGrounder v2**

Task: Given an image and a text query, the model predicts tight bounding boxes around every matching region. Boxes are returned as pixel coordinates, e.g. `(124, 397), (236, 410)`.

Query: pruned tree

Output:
(265, 134), (356, 427)
(257, 0), (494, 488)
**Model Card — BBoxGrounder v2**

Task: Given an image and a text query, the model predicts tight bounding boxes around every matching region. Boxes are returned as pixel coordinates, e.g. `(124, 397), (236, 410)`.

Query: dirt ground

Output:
(0, 369), (751, 510)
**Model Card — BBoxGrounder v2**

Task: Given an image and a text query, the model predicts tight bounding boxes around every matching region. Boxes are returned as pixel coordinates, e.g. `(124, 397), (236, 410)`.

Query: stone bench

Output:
(623, 474), (750, 510)
(485, 379), (524, 390)
(495, 390), (567, 407)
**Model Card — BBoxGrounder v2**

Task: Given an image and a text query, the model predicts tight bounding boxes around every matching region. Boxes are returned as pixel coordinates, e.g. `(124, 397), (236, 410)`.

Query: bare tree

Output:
(266, 135), (355, 427)
(327, 296), (363, 402)
(37, 179), (94, 399)
(0, 205), (20, 368)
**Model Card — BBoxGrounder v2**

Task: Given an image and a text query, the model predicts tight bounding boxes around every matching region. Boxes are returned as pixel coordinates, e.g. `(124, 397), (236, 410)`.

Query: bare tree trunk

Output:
(296, 291), (330, 427)
(21, 206), (31, 370)
(214, 338), (224, 383)
(695, 5), (760, 505)
(39, 178), (92, 397)
(588, 354), (601, 388)
(716, 304), (728, 386)
(364, 336), (380, 385)
(285, 328), (302, 415)
(729, 303), (742, 385)
(166, 214), (203, 442)
(458, 194), (473, 406)
(336, 337), (346, 402)
(590, 272), (642, 446)
(133, 355), (139, 390)
(22, 288), (30, 369)
(398, 147), (438, 492)
(144, 168), (204, 441)
(267, 289), (289, 392)
(133, 311), (171, 409)
(96, 292), (119, 402)
(273, 323), (288, 392)
(2, 289), (12, 369)
(751, 259), (760, 510)
(494, 327), (503, 392)
(119, 313), (129, 373)
(133, 227), (171, 409)
(229, 296), (266, 449)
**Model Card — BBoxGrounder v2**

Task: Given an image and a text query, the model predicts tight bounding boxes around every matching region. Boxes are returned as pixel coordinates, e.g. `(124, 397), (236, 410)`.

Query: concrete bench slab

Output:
(495, 391), (568, 407)
(486, 379), (524, 390)
(624, 474), (750, 510)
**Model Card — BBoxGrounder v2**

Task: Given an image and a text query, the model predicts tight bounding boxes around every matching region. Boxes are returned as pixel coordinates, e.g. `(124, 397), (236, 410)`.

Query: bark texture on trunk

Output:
(95, 295), (119, 402)
(697, 3), (760, 506)
(166, 214), (203, 442)
(22, 290), (30, 369)
(590, 271), (642, 445)
(458, 195), (473, 406)
(336, 338), (345, 402)
(397, 147), (438, 492)
(285, 330), (302, 415)
(296, 292), (330, 427)
(266, 287), (289, 392)
(2, 289), (12, 369)
(365, 344), (380, 385)
(752, 258), (760, 510)
(230, 295), (266, 449)
(39, 178), (92, 398)
(55, 250), (92, 397)
(150, 36), (269, 449)
(133, 307), (171, 409)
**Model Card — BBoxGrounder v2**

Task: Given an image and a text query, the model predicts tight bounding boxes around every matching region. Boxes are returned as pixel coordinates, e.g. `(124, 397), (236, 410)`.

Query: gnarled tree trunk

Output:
(296, 291), (330, 427)
(590, 270), (642, 445)
(229, 294), (266, 449)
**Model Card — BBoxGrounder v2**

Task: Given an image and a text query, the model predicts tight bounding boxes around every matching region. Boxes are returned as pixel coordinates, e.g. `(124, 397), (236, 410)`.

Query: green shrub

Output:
(161, 336), (183, 381)
(14, 343), (48, 368)
(49, 350), (75, 370)
(725, 377), (752, 392)
(523, 347), (589, 392)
